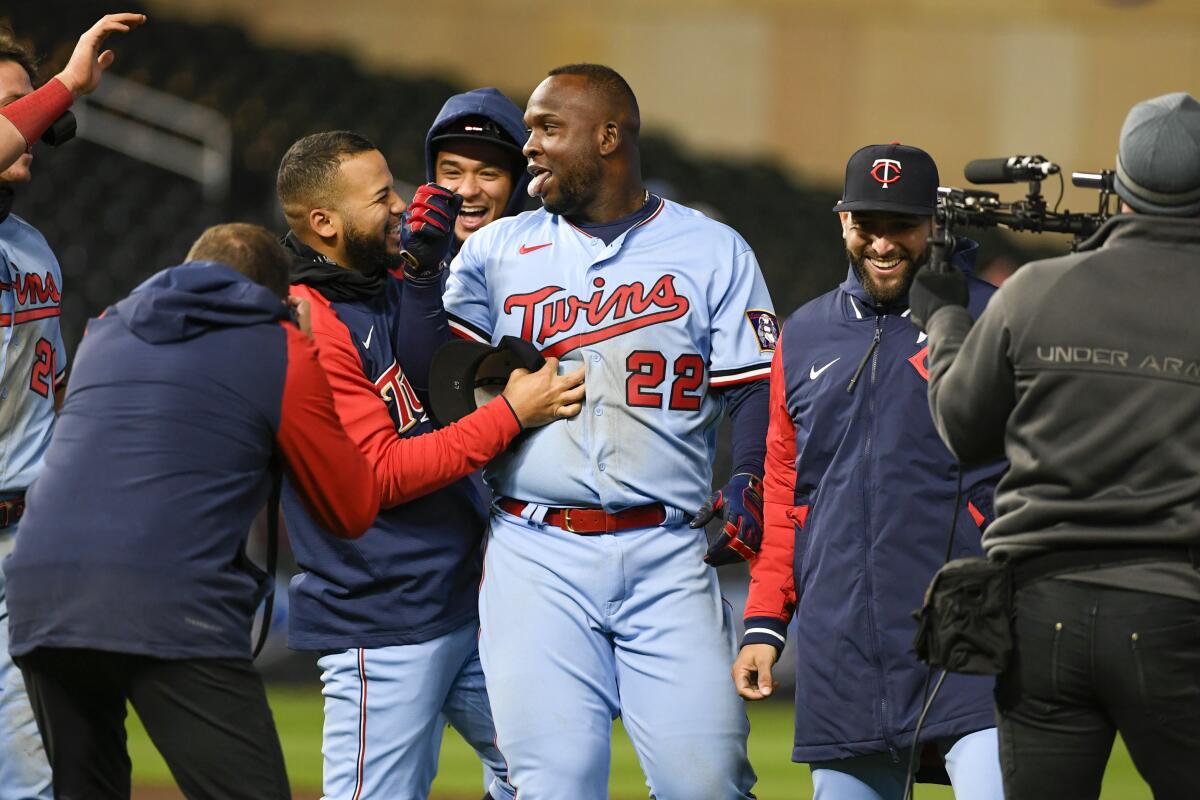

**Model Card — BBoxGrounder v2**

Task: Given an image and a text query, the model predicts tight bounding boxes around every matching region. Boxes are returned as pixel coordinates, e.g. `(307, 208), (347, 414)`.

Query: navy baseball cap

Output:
(430, 115), (524, 162)
(428, 336), (545, 427)
(833, 143), (940, 216)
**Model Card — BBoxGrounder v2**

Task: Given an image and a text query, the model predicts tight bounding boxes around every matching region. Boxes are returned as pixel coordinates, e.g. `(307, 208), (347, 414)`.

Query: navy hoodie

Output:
(5, 262), (378, 660)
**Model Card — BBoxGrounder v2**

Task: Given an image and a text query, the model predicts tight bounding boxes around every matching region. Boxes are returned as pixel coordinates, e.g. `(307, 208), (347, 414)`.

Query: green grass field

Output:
(128, 684), (1152, 799)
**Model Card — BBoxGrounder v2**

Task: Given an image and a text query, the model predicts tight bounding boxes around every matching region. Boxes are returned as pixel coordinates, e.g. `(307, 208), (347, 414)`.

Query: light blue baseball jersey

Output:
(0, 213), (66, 493)
(444, 197), (776, 513)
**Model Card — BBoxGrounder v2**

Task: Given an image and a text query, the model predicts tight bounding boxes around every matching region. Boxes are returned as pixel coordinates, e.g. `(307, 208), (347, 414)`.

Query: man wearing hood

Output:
(425, 87), (530, 258)
(277, 131), (582, 800)
(4, 223), (381, 800)
(734, 145), (1006, 799)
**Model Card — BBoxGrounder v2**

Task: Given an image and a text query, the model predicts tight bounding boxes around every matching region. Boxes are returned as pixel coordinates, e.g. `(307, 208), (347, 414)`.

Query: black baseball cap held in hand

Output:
(428, 336), (546, 427)
(833, 142), (940, 216)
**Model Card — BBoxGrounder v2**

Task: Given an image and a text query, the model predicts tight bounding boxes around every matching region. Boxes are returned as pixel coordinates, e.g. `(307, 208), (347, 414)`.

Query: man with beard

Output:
(276, 131), (584, 800)
(732, 144), (1006, 799)
(444, 64), (770, 798)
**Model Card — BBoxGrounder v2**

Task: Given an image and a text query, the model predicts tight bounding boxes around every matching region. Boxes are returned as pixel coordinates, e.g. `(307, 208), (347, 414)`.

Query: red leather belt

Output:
(0, 494), (26, 530)
(497, 497), (665, 535)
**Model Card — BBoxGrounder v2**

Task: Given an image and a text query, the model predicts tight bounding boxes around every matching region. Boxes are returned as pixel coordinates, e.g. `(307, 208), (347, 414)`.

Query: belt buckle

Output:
(562, 508), (577, 533)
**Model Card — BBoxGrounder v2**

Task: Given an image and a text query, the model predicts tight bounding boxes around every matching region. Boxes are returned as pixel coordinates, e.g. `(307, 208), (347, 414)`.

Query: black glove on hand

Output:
(691, 473), (764, 567)
(400, 183), (463, 285)
(908, 266), (969, 332)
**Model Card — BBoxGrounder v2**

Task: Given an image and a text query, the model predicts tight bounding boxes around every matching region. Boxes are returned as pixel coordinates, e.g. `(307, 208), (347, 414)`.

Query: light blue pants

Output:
(0, 525), (53, 800)
(317, 621), (514, 800)
(811, 728), (1004, 800)
(479, 510), (757, 800)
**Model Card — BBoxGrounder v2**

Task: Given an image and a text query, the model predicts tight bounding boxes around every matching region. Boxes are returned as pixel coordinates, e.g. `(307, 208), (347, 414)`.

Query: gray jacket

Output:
(925, 214), (1200, 560)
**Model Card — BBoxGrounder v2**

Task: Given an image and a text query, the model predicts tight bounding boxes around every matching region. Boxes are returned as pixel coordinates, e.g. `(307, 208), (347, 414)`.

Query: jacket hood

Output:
(424, 87), (531, 220)
(114, 261), (287, 344)
(840, 235), (979, 310)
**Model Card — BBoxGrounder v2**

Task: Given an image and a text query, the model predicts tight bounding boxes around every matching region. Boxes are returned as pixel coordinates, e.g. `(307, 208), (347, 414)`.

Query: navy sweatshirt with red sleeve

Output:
(283, 239), (523, 651)
(5, 261), (378, 661)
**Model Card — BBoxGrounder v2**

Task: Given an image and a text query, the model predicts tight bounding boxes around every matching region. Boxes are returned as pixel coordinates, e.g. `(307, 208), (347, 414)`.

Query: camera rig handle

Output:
(936, 158), (1116, 252)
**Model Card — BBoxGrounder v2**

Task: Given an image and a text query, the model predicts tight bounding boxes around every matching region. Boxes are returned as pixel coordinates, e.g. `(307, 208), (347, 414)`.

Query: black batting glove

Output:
(691, 473), (764, 567)
(909, 266), (969, 332)
(400, 183), (463, 285)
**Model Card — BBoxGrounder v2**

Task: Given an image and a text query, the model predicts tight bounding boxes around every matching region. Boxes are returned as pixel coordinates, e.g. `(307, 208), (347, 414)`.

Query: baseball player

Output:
(0, 17), (143, 795)
(734, 144), (1004, 800)
(444, 64), (774, 798)
(276, 131), (583, 800)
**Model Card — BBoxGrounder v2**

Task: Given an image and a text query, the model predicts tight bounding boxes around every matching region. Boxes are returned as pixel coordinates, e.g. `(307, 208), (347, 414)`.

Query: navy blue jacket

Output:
(744, 242), (1006, 762)
(284, 240), (523, 651)
(5, 262), (377, 660)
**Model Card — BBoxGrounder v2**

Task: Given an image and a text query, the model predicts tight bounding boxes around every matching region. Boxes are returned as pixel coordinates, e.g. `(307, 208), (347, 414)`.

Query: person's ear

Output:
(308, 207), (339, 240)
(598, 121), (620, 157)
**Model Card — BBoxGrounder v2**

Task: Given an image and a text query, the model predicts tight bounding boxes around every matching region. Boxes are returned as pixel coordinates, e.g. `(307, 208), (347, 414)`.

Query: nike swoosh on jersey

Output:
(518, 242), (553, 255)
(362, 325), (374, 349)
(810, 357), (840, 380)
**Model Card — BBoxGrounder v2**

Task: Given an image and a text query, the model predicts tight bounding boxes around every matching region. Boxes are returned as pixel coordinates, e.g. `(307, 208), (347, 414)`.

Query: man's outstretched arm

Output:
(0, 13), (146, 169)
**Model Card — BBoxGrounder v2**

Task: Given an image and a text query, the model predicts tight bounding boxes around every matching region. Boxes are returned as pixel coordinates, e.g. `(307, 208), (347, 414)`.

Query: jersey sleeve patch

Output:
(746, 310), (780, 353)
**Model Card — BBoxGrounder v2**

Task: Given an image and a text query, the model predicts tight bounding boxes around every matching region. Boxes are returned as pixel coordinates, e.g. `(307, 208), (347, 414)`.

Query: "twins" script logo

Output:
(504, 274), (690, 358)
(0, 269), (60, 305)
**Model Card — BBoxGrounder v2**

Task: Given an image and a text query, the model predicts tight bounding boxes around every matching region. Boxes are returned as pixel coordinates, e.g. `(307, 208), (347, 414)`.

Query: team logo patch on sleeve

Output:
(745, 310), (779, 352)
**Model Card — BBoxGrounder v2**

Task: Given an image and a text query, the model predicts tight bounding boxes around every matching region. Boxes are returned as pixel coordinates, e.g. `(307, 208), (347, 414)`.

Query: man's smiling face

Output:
(840, 210), (932, 305)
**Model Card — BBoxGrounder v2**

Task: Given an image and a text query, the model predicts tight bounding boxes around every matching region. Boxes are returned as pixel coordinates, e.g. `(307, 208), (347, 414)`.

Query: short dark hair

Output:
(547, 63), (640, 135)
(276, 131), (377, 222)
(185, 223), (292, 298)
(0, 23), (39, 82)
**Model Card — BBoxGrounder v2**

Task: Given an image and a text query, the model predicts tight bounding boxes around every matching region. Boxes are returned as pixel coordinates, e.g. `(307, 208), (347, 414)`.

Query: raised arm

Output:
(0, 13), (146, 169)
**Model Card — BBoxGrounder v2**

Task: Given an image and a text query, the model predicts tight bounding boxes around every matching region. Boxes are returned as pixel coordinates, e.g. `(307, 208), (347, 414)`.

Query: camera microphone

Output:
(964, 155), (1060, 185)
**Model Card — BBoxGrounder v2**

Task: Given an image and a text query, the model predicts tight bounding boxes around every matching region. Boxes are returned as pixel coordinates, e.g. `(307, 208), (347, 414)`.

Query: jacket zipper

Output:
(859, 314), (898, 758)
(846, 325), (883, 393)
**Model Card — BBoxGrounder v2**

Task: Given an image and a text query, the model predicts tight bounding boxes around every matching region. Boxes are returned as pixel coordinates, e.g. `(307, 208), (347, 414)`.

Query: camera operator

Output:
(910, 92), (1200, 799)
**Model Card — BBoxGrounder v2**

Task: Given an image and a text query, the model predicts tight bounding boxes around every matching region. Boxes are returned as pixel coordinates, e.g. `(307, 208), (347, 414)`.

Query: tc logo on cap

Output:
(870, 158), (902, 188)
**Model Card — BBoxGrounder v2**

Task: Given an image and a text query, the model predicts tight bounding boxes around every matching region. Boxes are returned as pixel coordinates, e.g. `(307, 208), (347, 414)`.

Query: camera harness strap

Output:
(902, 466), (963, 800)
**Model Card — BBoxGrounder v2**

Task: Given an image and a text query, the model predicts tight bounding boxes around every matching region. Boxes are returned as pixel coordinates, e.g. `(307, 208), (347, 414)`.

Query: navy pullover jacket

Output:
(5, 262), (378, 660)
